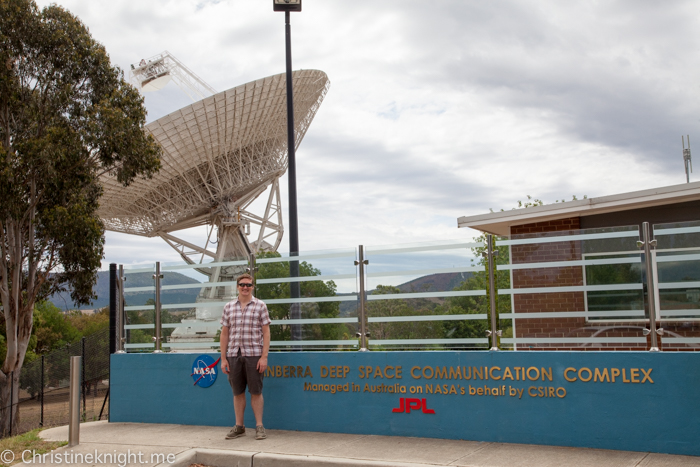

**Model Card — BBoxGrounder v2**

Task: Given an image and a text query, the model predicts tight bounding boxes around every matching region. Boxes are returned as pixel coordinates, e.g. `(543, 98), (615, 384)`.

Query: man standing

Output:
(220, 273), (271, 440)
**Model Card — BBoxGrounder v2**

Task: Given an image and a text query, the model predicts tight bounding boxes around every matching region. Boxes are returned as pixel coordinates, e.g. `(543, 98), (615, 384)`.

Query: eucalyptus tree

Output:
(0, 0), (161, 435)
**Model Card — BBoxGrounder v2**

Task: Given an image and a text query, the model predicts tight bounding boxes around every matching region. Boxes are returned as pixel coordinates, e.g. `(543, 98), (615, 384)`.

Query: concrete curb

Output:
(169, 449), (257, 467)
(169, 449), (448, 467)
(166, 449), (197, 467)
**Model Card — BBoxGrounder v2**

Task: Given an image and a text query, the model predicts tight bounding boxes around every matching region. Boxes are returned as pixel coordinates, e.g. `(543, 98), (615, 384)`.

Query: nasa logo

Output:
(191, 354), (220, 388)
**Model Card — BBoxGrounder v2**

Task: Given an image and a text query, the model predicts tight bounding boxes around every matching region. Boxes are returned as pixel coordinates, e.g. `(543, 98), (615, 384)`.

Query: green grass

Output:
(0, 429), (66, 466)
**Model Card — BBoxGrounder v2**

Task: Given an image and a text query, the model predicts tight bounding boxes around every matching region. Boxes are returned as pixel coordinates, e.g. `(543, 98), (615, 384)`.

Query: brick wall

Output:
(511, 218), (580, 235)
(660, 322), (700, 351)
(510, 217), (649, 351)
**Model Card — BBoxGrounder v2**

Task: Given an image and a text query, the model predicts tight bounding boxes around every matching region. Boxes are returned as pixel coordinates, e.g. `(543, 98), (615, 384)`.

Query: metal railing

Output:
(112, 222), (700, 353)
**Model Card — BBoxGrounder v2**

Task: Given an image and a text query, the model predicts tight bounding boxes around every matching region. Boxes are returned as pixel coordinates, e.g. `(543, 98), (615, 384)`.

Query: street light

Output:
(274, 0), (302, 341)
(273, 0), (301, 12)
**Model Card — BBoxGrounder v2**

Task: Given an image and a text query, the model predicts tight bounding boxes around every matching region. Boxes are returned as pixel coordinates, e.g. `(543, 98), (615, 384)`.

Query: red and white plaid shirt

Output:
(220, 296), (271, 357)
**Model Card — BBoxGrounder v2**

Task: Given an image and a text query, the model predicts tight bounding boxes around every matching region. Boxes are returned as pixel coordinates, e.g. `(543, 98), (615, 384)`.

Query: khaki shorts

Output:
(227, 353), (264, 396)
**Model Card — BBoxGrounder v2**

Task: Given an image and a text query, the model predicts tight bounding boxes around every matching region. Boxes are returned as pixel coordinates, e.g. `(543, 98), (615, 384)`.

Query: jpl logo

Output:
(392, 397), (435, 414)
(191, 354), (220, 388)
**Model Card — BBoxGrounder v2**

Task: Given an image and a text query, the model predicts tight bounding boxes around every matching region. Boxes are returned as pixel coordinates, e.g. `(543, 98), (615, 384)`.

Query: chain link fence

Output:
(5, 327), (110, 437)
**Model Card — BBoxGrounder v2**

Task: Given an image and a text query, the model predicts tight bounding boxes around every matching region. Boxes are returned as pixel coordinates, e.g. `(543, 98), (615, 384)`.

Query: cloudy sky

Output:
(35, 0), (700, 268)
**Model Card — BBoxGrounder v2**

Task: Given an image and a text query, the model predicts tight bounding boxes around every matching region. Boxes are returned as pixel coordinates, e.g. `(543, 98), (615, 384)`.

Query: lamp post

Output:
(274, 0), (302, 341)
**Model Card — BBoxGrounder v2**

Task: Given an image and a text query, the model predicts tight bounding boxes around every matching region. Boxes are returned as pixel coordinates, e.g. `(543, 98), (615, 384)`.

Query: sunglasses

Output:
(238, 283), (254, 288)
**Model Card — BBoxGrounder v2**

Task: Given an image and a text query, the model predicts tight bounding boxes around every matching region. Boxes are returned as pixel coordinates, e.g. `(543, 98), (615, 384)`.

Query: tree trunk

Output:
(0, 370), (20, 438)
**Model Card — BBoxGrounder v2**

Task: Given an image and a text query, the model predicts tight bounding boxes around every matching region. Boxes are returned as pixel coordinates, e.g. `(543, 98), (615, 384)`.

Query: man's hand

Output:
(257, 356), (268, 374)
(221, 357), (230, 374)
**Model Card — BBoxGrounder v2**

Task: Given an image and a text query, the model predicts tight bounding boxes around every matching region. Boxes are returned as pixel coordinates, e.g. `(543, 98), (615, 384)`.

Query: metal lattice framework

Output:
(98, 69), (330, 269)
(129, 51), (218, 101)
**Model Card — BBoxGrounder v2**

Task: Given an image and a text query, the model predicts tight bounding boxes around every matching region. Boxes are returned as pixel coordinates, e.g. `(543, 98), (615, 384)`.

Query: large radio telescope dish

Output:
(98, 67), (330, 288)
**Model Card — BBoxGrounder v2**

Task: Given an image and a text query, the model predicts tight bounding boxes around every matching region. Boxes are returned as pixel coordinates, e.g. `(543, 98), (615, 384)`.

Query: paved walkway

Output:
(37, 421), (700, 467)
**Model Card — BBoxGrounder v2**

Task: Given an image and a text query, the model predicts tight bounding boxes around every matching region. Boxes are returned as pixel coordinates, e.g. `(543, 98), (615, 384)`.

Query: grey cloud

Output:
(298, 133), (492, 215)
(363, 1), (700, 174)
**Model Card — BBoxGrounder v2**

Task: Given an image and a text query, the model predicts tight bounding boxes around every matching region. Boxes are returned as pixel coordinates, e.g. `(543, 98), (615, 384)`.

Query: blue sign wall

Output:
(110, 351), (700, 456)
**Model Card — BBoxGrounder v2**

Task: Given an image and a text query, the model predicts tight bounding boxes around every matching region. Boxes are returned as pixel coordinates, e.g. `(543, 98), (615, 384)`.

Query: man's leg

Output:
(228, 355), (247, 430)
(234, 393), (246, 426)
(250, 393), (264, 426)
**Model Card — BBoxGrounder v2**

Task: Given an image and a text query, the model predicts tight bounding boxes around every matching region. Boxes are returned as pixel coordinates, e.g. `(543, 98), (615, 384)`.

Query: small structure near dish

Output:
(129, 50), (217, 99)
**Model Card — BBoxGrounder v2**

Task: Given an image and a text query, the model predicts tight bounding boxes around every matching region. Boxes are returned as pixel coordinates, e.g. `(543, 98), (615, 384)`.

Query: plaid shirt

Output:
(220, 296), (271, 357)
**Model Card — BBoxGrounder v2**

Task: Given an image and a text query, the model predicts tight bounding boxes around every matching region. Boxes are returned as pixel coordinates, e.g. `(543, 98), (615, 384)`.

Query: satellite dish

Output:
(107, 56), (330, 347)
(99, 67), (329, 283)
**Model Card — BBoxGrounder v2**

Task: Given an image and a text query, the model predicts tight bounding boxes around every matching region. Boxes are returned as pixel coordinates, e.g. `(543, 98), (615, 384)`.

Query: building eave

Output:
(457, 181), (700, 236)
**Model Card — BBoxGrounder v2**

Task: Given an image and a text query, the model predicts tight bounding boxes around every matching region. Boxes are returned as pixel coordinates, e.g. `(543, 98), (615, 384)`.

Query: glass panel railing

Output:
(653, 221), (700, 351)
(496, 226), (648, 351)
(159, 257), (247, 353)
(363, 239), (489, 350)
(123, 248), (359, 352)
(122, 264), (156, 352)
(254, 249), (359, 350)
(123, 256), (249, 352)
(117, 227), (700, 352)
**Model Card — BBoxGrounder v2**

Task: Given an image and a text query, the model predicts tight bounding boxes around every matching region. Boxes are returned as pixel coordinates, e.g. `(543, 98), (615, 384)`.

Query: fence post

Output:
(40, 355), (44, 427)
(638, 222), (662, 351)
(81, 337), (86, 419)
(483, 235), (501, 350)
(116, 265), (126, 353)
(290, 253), (302, 342)
(109, 263), (118, 354)
(153, 262), (163, 353)
(68, 356), (81, 446)
(355, 245), (369, 351)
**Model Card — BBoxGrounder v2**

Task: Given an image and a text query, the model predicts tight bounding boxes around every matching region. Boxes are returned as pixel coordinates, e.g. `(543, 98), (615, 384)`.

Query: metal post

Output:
(285, 10), (298, 258)
(638, 222), (662, 351)
(99, 388), (109, 421)
(683, 135), (692, 183)
(40, 355), (44, 427)
(116, 265), (126, 353)
(81, 337), (86, 418)
(68, 356), (81, 446)
(355, 245), (369, 351)
(284, 10), (302, 341)
(109, 264), (118, 354)
(483, 235), (501, 350)
(153, 262), (163, 353)
(247, 253), (259, 278)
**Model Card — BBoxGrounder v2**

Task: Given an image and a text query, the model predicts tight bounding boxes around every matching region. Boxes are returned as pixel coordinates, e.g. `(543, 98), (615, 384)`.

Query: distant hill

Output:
(50, 270), (474, 312)
(338, 271), (473, 316)
(396, 271), (471, 293)
(49, 271), (202, 310)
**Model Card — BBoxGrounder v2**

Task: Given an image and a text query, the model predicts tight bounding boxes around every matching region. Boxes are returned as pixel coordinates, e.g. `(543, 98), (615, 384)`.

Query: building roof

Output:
(457, 181), (700, 236)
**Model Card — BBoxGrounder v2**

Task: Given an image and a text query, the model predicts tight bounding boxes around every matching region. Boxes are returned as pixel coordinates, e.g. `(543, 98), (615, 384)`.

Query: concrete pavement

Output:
(36, 421), (700, 467)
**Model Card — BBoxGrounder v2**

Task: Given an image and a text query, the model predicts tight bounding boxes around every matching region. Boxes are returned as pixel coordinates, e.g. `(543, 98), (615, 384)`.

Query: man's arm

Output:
(220, 325), (230, 374)
(257, 324), (270, 373)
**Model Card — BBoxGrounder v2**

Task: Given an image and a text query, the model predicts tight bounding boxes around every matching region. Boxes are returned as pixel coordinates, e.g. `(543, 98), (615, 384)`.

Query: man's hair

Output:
(236, 273), (254, 285)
